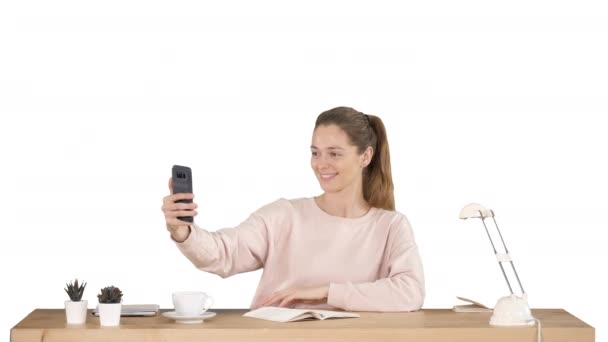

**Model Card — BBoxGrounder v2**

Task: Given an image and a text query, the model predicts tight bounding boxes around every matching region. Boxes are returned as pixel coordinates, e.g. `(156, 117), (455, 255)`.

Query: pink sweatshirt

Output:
(173, 197), (425, 312)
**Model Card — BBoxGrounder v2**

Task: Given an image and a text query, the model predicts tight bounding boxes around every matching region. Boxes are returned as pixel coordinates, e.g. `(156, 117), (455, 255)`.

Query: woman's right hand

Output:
(162, 177), (198, 241)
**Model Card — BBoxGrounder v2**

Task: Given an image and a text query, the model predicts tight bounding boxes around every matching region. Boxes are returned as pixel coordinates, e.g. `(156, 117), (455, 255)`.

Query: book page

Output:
(453, 297), (492, 312)
(244, 307), (360, 323)
(456, 296), (491, 309)
(309, 309), (360, 320)
(244, 307), (313, 322)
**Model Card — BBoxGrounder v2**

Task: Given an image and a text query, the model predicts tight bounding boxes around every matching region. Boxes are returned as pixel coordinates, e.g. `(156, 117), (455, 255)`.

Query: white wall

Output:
(1, 1), (606, 341)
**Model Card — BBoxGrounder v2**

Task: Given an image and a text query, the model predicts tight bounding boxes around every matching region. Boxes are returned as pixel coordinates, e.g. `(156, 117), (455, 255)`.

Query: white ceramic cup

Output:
(172, 291), (214, 316)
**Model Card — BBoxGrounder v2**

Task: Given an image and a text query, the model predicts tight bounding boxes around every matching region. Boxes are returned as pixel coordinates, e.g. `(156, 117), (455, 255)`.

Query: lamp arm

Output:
(479, 210), (526, 295)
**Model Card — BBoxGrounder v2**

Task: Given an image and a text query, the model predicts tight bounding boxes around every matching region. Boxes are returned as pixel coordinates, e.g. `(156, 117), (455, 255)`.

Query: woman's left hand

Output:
(260, 285), (330, 308)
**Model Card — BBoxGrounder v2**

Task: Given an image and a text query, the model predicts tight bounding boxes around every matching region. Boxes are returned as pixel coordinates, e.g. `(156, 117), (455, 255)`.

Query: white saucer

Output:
(162, 311), (217, 324)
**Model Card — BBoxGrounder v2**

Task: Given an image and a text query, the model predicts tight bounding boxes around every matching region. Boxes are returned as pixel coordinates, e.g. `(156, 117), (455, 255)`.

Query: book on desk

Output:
(92, 304), (160, 317)
(453, 296), (492, 313)
(244, 306), (360, 323)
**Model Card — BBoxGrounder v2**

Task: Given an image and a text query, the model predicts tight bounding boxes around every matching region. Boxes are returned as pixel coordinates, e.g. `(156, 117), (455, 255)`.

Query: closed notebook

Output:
(92, 304), (160, 316)
(243, 306), (360, 323)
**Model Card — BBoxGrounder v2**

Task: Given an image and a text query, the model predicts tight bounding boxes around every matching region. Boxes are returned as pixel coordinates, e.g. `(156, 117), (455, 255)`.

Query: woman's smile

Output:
(319, 173), (338, 181)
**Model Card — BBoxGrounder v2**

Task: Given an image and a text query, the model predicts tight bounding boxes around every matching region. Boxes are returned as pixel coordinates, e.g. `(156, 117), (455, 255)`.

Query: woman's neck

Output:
(316, 188), (371, 219)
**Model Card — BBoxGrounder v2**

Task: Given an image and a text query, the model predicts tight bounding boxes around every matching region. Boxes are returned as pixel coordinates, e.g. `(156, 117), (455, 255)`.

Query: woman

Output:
(161, 106), (425, 311)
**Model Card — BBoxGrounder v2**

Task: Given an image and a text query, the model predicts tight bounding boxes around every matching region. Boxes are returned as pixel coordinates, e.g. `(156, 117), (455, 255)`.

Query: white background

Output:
(1, 1), (606, 341)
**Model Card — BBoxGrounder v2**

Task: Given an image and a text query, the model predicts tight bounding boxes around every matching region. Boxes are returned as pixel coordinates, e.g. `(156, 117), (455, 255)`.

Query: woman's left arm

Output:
(328, 215), (425, 312)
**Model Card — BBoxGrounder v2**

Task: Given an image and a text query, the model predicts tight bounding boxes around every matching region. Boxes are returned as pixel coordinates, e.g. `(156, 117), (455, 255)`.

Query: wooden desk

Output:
(11, 308), (594, 342)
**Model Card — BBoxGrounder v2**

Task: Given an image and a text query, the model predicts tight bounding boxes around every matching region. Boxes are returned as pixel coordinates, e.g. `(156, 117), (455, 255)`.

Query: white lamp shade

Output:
(459, 203), (494, 219)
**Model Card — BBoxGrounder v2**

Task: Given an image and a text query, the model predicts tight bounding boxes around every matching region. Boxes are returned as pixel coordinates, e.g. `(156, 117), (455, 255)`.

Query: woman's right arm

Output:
(162, 177), (288, 279)
(168, 223), (192, 243)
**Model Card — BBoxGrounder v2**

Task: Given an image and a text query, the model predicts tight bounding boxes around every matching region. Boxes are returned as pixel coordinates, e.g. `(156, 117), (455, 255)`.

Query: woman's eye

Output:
(311, 151), (340, 157)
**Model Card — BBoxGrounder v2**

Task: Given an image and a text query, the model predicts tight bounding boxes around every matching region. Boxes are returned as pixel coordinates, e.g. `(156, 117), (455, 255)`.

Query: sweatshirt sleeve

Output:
(171, 198), (288, 279)
(327, 214), (425, 312)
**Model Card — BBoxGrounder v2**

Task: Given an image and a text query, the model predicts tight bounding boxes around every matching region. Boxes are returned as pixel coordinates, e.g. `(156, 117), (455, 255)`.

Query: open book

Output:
(453, 296), (492, 313)
(244, 306), (360, 323)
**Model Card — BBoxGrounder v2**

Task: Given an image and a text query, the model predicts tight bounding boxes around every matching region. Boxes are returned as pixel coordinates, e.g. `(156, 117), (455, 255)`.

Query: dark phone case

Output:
(172, 165), (193, 223)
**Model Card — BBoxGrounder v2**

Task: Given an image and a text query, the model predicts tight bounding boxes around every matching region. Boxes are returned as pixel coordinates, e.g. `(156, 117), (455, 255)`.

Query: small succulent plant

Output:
(97, 286), (123, 304)
(64, 278), (87, 301)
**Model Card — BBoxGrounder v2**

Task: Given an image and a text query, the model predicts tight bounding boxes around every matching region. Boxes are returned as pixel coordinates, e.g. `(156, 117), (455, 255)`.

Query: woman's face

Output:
(311, 124), (371, 193)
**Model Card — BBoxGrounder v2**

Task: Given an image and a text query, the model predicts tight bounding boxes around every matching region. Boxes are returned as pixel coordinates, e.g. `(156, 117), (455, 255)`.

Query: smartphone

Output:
(172, 165), (194, 223)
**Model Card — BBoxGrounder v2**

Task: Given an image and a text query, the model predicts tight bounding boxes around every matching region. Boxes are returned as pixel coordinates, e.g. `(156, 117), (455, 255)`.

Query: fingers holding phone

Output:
(162, 190), (197, 228)
(162, 165), (197, 239)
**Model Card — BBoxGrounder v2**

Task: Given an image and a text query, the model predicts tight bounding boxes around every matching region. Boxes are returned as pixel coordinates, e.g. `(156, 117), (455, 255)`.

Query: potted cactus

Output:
(97, 286), (123, 326)
(64, 278), (87, 324)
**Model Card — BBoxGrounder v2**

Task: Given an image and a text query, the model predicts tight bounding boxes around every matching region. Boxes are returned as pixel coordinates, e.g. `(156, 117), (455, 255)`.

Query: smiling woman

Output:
(161, 106), (425, 312)
(311, 107), (394, 216)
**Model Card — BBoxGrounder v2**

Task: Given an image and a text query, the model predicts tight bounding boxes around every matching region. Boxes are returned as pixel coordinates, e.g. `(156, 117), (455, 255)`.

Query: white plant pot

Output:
(98, 303), (122, 326)
(65, 300), (88, 324)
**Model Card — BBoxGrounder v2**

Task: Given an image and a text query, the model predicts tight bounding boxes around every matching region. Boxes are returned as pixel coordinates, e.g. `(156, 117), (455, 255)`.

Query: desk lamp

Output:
(459, 203), (536, 326)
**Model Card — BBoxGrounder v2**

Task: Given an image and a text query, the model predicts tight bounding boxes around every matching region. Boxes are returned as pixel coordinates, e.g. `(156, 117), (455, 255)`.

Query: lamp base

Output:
(490, 294), (535, 326)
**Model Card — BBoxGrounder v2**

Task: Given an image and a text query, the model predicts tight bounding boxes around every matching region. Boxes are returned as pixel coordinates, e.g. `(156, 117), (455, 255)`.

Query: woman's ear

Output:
(361, 146), (373, 167)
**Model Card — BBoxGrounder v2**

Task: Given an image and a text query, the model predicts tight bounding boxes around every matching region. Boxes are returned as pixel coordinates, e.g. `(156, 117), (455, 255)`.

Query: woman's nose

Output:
(313, 157), (329, 168)
(312, 154), (335, 170)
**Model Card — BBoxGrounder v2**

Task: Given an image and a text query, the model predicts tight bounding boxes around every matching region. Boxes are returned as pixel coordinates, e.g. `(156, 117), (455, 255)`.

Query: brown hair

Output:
(314, 106), (395, 211)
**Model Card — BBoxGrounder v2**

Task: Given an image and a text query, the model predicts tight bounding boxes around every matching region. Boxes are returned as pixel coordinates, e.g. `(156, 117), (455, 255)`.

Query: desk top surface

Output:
(13, 308), (592, 330)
